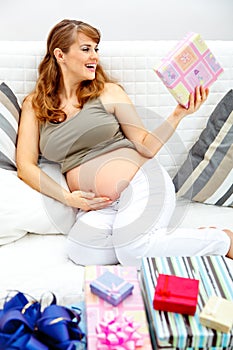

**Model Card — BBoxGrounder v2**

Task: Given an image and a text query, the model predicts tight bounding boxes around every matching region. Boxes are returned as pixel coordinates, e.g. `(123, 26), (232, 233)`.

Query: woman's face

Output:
(61, 32), (99, 82)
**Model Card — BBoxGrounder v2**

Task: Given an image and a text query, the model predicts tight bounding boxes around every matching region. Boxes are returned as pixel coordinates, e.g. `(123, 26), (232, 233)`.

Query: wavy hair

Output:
(32, 19), (115, 123)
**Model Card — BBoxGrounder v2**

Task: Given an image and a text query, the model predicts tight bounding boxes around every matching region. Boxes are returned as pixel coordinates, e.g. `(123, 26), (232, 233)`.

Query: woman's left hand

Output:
(174, 86), (209, 119)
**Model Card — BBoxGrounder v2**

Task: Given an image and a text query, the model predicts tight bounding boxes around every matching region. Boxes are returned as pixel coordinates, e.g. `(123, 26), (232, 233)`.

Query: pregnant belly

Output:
(66, 148), (148, 201)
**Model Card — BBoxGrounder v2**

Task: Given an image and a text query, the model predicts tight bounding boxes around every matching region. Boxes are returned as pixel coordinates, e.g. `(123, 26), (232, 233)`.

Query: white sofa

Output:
(0, 40), (232, 302)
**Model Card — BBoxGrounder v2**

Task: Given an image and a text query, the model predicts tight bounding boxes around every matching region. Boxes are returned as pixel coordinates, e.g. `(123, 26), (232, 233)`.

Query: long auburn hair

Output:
(32, 19), (115, 123)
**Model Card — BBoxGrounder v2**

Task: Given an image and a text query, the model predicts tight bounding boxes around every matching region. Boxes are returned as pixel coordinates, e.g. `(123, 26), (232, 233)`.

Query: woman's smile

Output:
(85, 63), (97, 73)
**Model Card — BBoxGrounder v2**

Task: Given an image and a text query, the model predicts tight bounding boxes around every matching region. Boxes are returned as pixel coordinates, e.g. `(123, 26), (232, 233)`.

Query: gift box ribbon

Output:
(0, 291), (85, 349)
(156, 275), (197, 301)
(93, 280), (128, 299)
(205, 298), (222, 317)
(96, 311), (143, 350)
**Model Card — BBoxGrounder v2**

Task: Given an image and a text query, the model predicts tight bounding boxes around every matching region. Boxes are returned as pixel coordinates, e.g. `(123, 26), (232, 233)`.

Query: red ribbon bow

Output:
(156, 289), (171, 298)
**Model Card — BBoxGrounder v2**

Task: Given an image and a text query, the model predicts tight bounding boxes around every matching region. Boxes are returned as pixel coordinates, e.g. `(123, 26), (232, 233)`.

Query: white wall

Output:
(0, 0), (232, 41)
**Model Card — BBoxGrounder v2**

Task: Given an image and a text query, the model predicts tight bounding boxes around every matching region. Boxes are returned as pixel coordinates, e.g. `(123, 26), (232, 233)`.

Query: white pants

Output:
(67, 158), (230, 268)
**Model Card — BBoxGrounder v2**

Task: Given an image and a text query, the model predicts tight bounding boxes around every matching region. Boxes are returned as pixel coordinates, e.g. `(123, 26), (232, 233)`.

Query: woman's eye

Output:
(81, 47), (99, 53)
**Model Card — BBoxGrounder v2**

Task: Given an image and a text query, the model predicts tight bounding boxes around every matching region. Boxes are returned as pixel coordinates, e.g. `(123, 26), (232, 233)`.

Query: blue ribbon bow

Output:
(0, 291), (85, 349)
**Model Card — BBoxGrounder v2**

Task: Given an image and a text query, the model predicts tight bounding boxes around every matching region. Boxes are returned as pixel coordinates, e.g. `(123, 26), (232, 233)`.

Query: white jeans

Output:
(67, 158), (230, 267)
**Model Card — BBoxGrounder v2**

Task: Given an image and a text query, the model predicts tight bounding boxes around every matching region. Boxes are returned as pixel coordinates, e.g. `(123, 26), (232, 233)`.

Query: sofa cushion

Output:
(173, 89), (233, 207)
(0, 82), (21, 170)
(0, 162), (77, 245)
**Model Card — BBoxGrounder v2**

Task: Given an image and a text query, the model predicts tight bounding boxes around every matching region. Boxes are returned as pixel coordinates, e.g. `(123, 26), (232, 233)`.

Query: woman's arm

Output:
(16, 97), (112, 211)
(141, 86), (209, 156)
(103, 83), (208, 158)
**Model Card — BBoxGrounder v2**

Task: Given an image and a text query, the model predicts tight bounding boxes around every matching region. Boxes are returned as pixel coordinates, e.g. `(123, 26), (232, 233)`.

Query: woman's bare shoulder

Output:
(103, 82), (124, 94)
(101, 82), (130, 104)
(22, 93), (35, 109)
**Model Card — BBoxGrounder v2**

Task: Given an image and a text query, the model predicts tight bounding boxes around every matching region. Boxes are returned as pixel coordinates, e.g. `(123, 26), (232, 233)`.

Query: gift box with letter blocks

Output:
(140, 256), (233, 349)
(85, 265), (153, 349)
(154, 32), (223, 108)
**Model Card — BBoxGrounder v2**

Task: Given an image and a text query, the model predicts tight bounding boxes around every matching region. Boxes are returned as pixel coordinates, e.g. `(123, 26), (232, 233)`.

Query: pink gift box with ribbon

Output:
(85, 265), (153, 350)
(154, 32), (224, 108)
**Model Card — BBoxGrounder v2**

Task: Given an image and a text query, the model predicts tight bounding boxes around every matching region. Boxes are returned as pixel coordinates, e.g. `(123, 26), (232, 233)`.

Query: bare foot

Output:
(223, 229), (233, 235)
(223, 229), (233, 259)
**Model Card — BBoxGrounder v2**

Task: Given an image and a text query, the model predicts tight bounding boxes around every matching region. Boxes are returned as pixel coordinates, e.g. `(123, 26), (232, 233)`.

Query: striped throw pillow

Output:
(173, 89), (233, 207)
(0, 82), (21, 170)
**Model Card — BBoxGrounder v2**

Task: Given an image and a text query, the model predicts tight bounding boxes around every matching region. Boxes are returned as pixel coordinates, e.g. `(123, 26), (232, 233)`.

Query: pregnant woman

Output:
(17, 19), (233, 267)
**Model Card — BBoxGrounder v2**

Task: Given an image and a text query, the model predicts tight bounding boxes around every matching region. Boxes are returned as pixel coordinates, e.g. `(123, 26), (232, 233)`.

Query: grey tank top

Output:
(40, 98), (136, 173)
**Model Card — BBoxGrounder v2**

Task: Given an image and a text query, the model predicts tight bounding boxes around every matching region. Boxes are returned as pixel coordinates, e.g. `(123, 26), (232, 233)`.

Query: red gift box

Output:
(153, 274), (199, 315)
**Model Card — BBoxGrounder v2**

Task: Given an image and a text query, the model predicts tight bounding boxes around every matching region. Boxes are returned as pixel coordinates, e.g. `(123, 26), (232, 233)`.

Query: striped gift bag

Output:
(141, 256), (233, 349)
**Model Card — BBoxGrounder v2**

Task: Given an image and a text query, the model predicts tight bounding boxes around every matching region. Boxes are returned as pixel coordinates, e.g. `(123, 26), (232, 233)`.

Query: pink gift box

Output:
(154, 32), (224, 107)
(85, 265), (153, 349)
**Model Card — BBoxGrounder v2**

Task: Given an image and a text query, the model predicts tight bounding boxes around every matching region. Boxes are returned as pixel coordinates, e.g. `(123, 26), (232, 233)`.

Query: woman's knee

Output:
(66, 210), (118, 265)
(67, 237), (118, 265)
(114, 233), (152, 267)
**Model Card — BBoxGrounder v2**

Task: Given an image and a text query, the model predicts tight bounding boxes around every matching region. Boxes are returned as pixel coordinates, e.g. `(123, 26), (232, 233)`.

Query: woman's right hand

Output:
(65, 190), (113, 211)
(173, 86), (209, 120)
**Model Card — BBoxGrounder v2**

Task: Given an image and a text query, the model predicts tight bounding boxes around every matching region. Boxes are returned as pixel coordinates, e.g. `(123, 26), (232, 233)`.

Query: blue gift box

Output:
(90, 270), (134, 306)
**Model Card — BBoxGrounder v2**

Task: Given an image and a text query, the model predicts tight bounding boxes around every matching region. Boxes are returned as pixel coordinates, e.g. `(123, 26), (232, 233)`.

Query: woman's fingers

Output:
(195, 86), (209, 104)
(195, 86), (202, 103)
(173, 85), (209, 119)
(68, 190), (112, 211)
(80, 191), (95, 199)
(188, 86), (209, 112)
(200, 85), (209, 101)
(81, 191), (112, 204)
(86, 197), (113, 210)
(88, 197), (111, 205)
(188, 91), (195, 109)
(78, 191), (113, 211)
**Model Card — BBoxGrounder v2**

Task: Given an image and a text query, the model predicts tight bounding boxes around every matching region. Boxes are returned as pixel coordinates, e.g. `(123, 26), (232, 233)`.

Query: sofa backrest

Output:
(0, 40), (232, 175)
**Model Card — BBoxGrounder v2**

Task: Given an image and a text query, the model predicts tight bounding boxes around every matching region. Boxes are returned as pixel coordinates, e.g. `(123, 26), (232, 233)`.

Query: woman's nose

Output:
(90, 49), (98, 59)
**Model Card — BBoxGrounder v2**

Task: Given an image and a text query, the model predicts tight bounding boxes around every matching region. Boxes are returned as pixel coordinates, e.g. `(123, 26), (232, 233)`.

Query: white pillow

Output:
(0, 82), (76, 245)
(0, 162), (77, 245)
